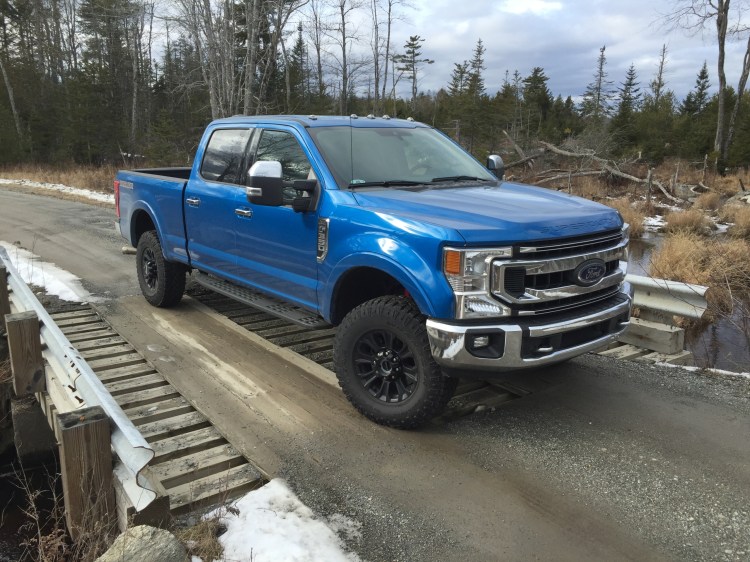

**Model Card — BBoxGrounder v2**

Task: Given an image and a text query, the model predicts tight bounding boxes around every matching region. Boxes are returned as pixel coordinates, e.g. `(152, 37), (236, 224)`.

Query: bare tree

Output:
(326, 0), (363, 114)
(664, 0), (750, 167)
(306, 0), (329, 100)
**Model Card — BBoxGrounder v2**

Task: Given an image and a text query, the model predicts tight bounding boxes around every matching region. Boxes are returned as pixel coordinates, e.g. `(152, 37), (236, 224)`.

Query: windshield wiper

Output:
(348, 180), (427, 189)
(430, 175), (493, 183)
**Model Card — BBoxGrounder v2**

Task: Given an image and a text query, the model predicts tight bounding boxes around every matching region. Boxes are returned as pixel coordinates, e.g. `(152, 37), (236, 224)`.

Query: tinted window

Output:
(255, 130), (312, 182)
(200, 129), (252, 184)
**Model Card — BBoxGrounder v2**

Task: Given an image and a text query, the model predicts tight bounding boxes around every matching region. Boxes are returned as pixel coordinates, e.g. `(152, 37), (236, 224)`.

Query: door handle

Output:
(186, 197), (201, 207)
(235, 208), (253, 218)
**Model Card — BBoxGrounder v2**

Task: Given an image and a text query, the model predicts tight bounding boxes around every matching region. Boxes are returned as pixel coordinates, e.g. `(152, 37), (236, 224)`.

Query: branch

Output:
(506, 149), (545, 170)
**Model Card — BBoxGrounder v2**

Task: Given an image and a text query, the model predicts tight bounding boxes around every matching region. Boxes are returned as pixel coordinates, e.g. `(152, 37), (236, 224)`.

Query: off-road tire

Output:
(333, 296), (458, 429)
(136, 230), (186, 307)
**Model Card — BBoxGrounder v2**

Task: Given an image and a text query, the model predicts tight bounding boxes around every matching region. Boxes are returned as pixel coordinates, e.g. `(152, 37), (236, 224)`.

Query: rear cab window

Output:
(200, 129), (253, 184)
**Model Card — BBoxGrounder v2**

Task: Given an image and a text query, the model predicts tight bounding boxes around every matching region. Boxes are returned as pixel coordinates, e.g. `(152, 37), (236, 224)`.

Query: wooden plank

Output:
(66, 328), (117, 344)
(125, 399), (194, 426)
(0, 265), (9, 331)
(288, 338), (335, 355)
(598, 344), (651, 360)
(267, 328), (337, 346)
(114, 385), (182, 410)
(79, 344), (136, 361)
(151, 443), (247, 489)
(53, 315), (101, 328)
(169, 463), (264, 513)
(103, 374), (169, 396)
(6, 311), (46, 396)
(49, 309), (96, 321)
(618, 317), (685, 355)
(73, 336), (127, 351)
(96, 364), (158, 383)
(56, 407), (116, 540)
(150, 426), (226, 463)
(59, 323), (111, 337)
(138, 411), (211, 441)
(87, 354), (147, 371)
(639, 349), (694, 366)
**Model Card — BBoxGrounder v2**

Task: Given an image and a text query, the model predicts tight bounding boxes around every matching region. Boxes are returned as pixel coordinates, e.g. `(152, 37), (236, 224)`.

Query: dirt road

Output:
(2, 186), (748, 561)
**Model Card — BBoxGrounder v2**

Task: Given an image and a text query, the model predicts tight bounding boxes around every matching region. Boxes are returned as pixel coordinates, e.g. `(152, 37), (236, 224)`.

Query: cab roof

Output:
(211, 115), (429, 129)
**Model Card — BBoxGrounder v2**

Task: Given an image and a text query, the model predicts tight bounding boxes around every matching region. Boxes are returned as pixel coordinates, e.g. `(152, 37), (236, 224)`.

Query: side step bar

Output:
(191, 271), (330, 329)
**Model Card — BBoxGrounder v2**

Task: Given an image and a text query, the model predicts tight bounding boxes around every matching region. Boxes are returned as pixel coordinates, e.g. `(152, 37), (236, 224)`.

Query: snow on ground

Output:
(655, 362), (750, 380)
(644, 215), (667, 231)
(193, 479), (361, 562)
(0, 177), (114, 204)
(0, 241), (95, 302)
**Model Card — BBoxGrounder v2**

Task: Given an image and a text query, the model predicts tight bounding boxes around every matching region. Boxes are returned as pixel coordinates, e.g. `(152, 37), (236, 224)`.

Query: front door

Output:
(234, 127), (320, 311)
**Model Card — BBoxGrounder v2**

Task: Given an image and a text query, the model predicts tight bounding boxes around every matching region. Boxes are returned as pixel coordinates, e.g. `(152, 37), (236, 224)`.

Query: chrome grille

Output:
(491, 228), (628, 316)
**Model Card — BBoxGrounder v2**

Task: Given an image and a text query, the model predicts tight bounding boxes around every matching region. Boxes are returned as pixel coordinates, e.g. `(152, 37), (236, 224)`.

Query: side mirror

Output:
(247, 161), (284, 206)
(487, 155), (505, 180)
(291, 179), (317, 213)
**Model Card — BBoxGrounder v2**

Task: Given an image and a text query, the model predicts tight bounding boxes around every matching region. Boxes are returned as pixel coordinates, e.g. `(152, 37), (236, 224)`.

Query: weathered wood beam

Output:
(6, 311), (46, 396)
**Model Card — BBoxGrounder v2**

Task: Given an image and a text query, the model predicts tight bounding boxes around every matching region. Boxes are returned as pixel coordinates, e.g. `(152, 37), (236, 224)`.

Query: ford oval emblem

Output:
(573, 259), (607, 287)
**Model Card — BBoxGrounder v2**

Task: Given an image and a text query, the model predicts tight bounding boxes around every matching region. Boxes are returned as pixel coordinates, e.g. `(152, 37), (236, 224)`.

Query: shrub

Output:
(0, 164), (117, 193)
(664, 209), (713, 235)
(727, 206), (750, 240)
(649, 232), (750, 316)
(693, 191), (722, 211)
(605, 198), (645, 238)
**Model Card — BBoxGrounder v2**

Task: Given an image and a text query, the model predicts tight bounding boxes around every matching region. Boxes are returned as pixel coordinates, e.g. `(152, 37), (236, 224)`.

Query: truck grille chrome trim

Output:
(491, 229), (628, 316)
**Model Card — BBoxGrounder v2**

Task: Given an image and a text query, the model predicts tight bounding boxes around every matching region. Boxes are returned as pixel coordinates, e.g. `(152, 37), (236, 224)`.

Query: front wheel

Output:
(333, 296), (457, 429)
(136, 230), (186, 307)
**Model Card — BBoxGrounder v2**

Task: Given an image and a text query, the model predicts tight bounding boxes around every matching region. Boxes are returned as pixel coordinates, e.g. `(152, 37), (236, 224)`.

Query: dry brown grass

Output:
(664, 209), (713, 235)
(649, 232), (750, 315)
(570, 176), (605, 199)
(727, 206), (750, 239)
(0, 359), (9, 384)
(177, 516), (226, 562)
(711, 174), (744, 196)
(0, 164), (117, 193)
(605, 197), (645, 238)
(693, 191), (723, 211)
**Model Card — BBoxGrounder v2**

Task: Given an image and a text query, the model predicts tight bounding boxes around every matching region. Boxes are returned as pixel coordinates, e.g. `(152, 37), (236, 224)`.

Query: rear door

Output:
(234, 126), (320, 311)
(184, 127), (253, 278)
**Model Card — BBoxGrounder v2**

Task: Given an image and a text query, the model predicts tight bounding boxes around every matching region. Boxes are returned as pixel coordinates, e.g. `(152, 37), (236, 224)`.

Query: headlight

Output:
(443, 247), (513, 319)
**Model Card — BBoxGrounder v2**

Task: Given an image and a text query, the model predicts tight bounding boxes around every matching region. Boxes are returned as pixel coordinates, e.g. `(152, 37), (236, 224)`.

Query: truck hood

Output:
(351, 182), (623, 244)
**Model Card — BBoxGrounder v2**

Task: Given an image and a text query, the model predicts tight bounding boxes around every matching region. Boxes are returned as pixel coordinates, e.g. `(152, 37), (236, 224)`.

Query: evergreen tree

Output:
(580, 45), (614, 121)
(394, 35), (434, 111)
(611, 63), (641, 149)
(681, 62), (711, 115)
(466, 39), (485, 98)
(522, 66), (552, 135)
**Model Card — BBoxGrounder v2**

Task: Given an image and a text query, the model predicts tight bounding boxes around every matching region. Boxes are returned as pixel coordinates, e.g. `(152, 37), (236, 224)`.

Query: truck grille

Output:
(491, 228), (628, 317)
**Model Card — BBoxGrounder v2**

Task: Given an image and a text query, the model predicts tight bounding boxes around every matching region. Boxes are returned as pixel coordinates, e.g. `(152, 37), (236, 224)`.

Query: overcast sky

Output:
(384, 0), (749, 102)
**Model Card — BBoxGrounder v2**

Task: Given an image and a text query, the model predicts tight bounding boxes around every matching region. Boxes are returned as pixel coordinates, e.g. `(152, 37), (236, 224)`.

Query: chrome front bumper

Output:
(426, 285), (632, 373)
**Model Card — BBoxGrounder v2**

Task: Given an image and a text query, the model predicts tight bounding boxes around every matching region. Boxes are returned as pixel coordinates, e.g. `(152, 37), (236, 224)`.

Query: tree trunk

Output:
(0, 56), (22, 139)
(724, 35), (750, 160)
(714, 0), (729, 161)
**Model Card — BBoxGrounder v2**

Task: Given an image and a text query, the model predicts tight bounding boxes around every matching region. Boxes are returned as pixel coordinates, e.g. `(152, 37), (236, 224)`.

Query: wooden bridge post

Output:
(5, 310), (46, 395)
(0, 265), (10, 332)
(57, 406), (117, 540)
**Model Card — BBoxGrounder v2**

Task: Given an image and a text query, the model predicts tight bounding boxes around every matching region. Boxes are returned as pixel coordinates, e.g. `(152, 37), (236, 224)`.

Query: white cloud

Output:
(499, 0), (563, 16)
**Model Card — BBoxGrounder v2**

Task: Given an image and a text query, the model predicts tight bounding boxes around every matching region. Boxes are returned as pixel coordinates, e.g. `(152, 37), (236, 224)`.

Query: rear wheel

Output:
(333, 296), (457, 429)
(136, 230), (186, 307)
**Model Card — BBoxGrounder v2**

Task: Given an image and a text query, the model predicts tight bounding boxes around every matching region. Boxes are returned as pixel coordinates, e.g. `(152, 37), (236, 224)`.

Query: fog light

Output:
(472, 335), (490, 349)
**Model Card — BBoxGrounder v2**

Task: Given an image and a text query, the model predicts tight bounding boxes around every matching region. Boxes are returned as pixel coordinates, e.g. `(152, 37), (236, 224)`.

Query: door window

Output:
(254, 130), (312, 182)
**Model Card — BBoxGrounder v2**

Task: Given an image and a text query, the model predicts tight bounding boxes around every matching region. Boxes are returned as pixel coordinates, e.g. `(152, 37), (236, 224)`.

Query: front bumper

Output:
(426, 284), (632, 373)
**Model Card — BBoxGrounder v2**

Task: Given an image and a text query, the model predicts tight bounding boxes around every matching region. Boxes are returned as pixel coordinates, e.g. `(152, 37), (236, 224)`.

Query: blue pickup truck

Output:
(115, 115), (631, 428)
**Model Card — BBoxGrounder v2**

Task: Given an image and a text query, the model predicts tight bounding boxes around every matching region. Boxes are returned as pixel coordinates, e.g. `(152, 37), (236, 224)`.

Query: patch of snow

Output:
(654, 362), (750, 379)
(715, 222), (731, 234)
(196, 479), (361, 562)
(644, 215), (666, 231)
(0, 241), (95, 302)
(0, 178), (114, 204)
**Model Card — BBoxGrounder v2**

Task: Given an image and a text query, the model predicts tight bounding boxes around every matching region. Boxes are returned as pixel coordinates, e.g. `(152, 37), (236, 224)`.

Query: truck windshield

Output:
(308, 126), (498, 189)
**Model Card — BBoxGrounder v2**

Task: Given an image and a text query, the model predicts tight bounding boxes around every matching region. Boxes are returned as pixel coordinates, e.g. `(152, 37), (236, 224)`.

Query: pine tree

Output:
(394, 35), (434, 111)
(681, 62), (711, 115)
(580, 45), (614, 121)
(466, 39), (485, 98)
(611, 63), (641, 148)
(522, 66), (552, 134)
(448, 61), (469, 96)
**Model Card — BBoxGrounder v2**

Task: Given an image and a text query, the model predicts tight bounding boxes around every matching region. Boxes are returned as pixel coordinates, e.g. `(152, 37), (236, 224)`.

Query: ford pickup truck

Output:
(115, 115), (631, 428)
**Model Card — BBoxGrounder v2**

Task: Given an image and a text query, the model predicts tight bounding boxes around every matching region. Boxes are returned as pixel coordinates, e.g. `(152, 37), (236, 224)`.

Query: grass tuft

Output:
(726, 206), (750, 239)
(605, 197), (645, 238)
(0, 164), (117, 193)
(664, 209), (713, 235)
(693, 191), (722, 211)
(177, 516), (226, 562)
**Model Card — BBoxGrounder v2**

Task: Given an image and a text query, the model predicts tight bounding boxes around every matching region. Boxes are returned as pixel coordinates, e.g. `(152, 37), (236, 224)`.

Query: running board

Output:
(191, 272), (330, 329)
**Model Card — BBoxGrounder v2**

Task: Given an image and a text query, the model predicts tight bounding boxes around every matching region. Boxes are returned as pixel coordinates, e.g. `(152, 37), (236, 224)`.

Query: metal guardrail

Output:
(0, 246), (157, 512)
(625, 274), (709, 320)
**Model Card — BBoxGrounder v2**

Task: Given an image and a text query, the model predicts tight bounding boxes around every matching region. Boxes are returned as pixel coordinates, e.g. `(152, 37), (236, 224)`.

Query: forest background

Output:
(1, 0), (750, 173)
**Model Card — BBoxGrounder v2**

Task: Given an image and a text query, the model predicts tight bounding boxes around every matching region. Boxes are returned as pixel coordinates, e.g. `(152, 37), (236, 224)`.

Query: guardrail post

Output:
(0, 265), (10, 332)
(6, 311), (46, 396)
(57, 406), (116, 540)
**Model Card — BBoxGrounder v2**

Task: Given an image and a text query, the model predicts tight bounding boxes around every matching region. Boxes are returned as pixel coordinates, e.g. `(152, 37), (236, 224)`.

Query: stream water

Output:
(629, 234), (750, 372)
